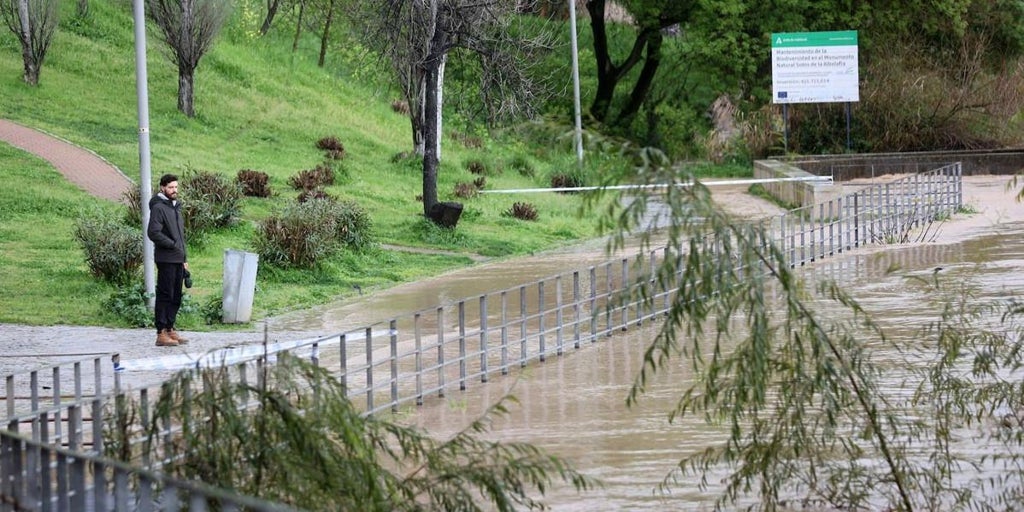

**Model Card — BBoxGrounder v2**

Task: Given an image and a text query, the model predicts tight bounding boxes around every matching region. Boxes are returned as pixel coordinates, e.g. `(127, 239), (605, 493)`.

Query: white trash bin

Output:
(222, 249), (259, 323)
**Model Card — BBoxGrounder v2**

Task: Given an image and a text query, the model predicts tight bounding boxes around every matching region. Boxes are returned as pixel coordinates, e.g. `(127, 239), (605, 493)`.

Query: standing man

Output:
(148, 174), (190, 347)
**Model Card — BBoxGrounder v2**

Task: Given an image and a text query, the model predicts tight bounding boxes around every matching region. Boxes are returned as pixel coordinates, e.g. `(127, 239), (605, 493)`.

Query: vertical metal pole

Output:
(519, 286), (527, 367)
(458, 301), (466, 390)
(500, 291), (509, 374)
(133, 0), (155, 305)
(783, 103), (789, 153)
(555, 276), (563, 355)
(568, 0), (584, 165)
(538, 282), (546, 361)
(365, 327), (373, 412)
(572, 271), (581, 349)
(845, 102), (852, 152)
(390, 319), (398, 412)
(479, 295), (489, 382)
(437, 307), (445, 397)
(414, 314), (423, 405)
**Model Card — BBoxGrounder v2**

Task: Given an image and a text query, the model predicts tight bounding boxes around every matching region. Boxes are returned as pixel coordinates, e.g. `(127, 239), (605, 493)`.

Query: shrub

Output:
(450, 130), (483, 148)
(121, 187), (143, 226)
(550, 172), (584, 193)
(254, 198), (372, 268)
(473, 176), (486, 190)
(181, 169), (243, 233)
(236, 169), (272, 198)
(73, 212), (143, 283)
(103, 282), (152, 327)
(453, 182), (478, 199)
(466, 160), (487, 175)
(508, 155), (535, 178)
(391, 99), (410, 115)
(288, 165), (335, 191)
(503, 202), (538, 221)
(297, 188), (334, 203)
(315, 136), (344, 153)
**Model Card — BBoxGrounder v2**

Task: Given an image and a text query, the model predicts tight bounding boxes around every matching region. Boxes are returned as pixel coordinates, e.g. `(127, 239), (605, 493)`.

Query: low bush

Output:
(503, 202), (538, 221)
(181, 169), (243, 233)
(453, 182), (478, 199)
(550, 172), (584, 193)
(121, 187), (143, 226)
(315, 136), (344, 153)
(254, 198), (372, 268)
(103, 282), (152, 327)
(316, 136), (346, 160)
(236, 169), (273, 198)
(473, 176), (486, 190)
(297, 188), (334, 203)
(391, 99), (410, 115)
(508, 155), (535, 178)
(466, 160), (487, 175)
(288, 165), (335, 191)
(73, 212), (143, 284)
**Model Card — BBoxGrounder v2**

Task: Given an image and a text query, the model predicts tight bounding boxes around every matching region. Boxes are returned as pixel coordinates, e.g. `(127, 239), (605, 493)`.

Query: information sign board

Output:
(771, 30), (859, 104)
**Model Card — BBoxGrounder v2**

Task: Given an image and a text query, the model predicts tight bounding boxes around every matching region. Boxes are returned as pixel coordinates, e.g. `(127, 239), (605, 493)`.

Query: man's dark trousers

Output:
(155, 262), (184, 332)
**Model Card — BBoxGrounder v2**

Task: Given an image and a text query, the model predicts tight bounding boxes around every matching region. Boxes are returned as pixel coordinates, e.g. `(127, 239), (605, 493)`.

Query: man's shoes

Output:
(168, 329), (189, 345)
(156, 329), (179, 347)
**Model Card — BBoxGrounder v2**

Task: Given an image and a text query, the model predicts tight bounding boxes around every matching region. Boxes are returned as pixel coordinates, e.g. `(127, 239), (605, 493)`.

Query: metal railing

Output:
(1, 163), (963, 509)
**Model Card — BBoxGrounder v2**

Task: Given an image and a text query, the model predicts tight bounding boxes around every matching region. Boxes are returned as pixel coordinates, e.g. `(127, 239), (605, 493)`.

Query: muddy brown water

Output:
(391, 223), (1024, 511)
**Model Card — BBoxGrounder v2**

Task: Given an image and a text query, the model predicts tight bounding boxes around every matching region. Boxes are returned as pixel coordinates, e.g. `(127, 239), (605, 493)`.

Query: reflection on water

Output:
(401, 222), (1024, 511)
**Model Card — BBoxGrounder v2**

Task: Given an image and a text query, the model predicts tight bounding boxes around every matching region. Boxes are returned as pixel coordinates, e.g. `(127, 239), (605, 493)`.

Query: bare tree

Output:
(355, 0), (549, 223)
(147, 0), (232, 117)
(1, 0), (58, 85)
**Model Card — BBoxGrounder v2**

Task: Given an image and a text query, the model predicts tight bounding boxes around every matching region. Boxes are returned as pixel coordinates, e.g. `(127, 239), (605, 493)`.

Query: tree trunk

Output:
(292, 0), (305, 52)
(586, 0), (612, 121)
(178, 67), (195, 117)
(318, 0), (334, 67)
(615, 31), (663, 126)
(259, 0), (279, 36)
(16, 0), (38, 85)
(422, 62), (440, 216)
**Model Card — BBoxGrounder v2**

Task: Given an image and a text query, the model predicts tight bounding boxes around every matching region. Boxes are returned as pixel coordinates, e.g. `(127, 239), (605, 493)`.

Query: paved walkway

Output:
(0, 119), (134, 202)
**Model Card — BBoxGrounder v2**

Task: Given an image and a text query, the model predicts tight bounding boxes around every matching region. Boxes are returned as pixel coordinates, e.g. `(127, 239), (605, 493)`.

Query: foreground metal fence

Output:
(1, 163), (962, 511)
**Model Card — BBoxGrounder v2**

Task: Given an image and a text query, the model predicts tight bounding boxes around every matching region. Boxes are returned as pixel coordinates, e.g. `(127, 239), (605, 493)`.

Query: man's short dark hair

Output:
(159, 174), (179, 187)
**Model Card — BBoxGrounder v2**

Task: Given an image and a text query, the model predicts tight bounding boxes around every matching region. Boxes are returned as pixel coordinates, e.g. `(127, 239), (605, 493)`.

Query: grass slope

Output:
(0, 0), (602, 327)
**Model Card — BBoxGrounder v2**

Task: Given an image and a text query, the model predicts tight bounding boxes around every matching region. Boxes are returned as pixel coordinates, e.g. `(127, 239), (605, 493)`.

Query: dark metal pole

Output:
(846, 102), (851, 152)
(783, 103), (789, 153)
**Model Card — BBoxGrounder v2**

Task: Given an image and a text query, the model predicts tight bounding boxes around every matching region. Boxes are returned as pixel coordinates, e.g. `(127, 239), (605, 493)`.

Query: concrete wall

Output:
(754, 159), (844, 209)
(781, 149), (1024, 180)
(755, 149), (1024, 208)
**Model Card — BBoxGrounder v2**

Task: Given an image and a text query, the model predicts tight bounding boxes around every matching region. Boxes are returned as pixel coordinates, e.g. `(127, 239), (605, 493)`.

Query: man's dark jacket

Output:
(148, 194), (187, 263)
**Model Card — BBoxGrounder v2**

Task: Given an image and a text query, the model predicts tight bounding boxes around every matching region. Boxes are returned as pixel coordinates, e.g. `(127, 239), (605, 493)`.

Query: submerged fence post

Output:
(414, 313), (423, 405)
(480, 295), (489, 382)
(500, 291), (509, 375)
(458, 301), (467, 390)
(390, 319), (399, 412)
(573, 271), (581, 349)
(437, 307), (446, 397)
(538, 282), (546, 361)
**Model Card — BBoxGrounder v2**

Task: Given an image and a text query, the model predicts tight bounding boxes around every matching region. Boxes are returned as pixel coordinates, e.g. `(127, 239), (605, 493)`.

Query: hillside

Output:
(0, 0), (603, 326)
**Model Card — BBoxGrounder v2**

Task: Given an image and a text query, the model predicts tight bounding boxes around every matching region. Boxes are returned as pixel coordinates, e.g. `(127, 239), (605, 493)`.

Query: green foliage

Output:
(72, 210), (144, 284)
(105, 354), (597, 511)
(102, 282), (152, 327)
(254, 198), (372, 268)
(181, 169), (244, 234)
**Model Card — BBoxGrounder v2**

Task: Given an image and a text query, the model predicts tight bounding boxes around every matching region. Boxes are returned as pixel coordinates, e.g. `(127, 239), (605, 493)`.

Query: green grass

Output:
(0, 0), (611, 327)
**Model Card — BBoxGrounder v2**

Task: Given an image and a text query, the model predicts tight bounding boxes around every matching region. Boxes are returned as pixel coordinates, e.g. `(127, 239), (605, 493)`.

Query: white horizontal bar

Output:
(481, 176), (832, 194)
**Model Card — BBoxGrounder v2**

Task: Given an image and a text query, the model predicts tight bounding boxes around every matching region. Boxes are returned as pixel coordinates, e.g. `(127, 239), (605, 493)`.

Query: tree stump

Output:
(428, 201), (463, 228)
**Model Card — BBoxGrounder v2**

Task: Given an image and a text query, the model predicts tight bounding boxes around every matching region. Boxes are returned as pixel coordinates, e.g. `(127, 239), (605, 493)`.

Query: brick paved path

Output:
(0, 119), (134, 202)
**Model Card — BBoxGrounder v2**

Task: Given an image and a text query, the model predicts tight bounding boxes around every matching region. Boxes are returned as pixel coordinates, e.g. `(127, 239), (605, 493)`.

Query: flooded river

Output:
(384, 222), (1024, 511)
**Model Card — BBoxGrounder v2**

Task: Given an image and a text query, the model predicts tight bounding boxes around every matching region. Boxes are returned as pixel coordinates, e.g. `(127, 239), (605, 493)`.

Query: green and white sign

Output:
(771, 30), (859, 104)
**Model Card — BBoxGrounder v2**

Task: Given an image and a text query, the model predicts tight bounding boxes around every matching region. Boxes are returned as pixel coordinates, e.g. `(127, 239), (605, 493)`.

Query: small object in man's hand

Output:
(184, 270), (193, 289)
